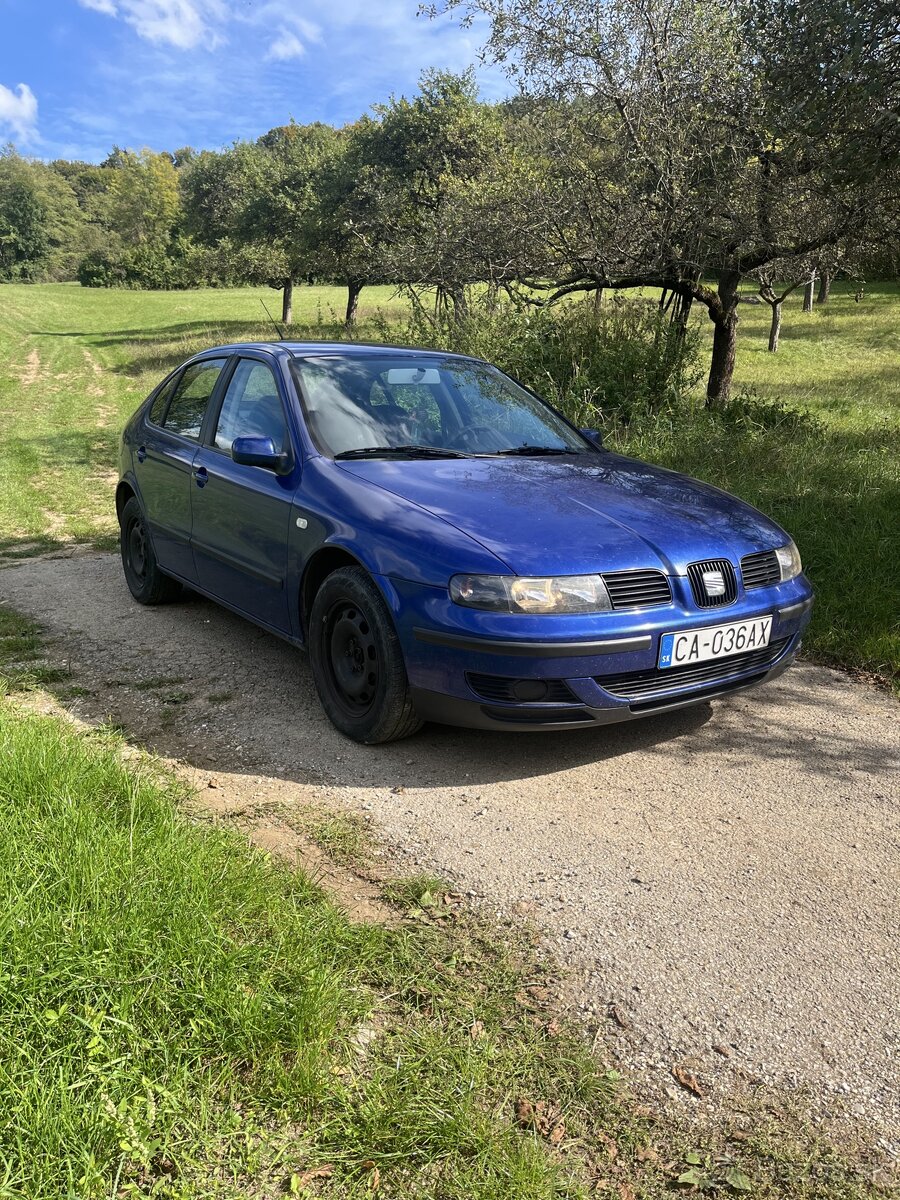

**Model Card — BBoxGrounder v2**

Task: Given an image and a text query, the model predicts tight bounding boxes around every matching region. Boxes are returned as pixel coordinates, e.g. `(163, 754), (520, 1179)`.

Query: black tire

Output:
(308, 566), (423, 744)
(119, 496), (182, 605)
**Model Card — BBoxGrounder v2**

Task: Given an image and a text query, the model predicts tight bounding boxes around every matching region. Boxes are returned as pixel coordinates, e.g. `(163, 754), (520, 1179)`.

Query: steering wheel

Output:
(446, 424), (507, 451)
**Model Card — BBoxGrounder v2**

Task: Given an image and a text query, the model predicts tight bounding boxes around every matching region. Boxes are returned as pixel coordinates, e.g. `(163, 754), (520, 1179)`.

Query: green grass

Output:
(0, 704), (595, 1198)
(0, 280), (896, 680)
(0, 697), (884, 1199)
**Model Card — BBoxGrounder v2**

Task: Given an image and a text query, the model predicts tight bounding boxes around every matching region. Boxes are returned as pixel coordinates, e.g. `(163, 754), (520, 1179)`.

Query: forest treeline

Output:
(1, 0), (897, 405)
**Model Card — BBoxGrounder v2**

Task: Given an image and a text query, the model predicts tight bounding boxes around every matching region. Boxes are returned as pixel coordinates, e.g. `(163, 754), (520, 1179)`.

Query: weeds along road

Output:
(2, 551), (898, 1149)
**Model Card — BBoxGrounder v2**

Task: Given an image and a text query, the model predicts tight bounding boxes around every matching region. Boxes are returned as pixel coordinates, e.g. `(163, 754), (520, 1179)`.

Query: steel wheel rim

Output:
(127, 518), (147, 581)
(325, 600), (378, 715)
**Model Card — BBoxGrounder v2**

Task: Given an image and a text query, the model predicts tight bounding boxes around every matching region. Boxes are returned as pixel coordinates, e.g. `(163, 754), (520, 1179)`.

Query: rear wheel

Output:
(119, 496), (182, 605)
(308, 566), (422, 744)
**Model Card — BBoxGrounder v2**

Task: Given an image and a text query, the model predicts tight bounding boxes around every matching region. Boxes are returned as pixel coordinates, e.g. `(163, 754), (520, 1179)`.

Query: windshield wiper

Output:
(334, 444), (469, 460)
(494, 445), (580, 457)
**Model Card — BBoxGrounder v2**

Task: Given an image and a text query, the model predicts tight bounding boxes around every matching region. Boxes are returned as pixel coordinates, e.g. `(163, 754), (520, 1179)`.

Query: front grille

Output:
(595, 637), (789, 702)
(686, 558), (737, 608)
(466, 673), (575, 705)
(741, 549), (781, 589)
(601, 569), (672, 609)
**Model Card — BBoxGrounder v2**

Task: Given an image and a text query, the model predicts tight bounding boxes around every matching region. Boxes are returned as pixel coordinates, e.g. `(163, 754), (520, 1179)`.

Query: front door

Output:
(190, 357), (296, 633)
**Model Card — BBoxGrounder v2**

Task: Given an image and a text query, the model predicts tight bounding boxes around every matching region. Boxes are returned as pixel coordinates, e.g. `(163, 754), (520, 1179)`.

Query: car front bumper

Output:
(381, 574), (814, 732)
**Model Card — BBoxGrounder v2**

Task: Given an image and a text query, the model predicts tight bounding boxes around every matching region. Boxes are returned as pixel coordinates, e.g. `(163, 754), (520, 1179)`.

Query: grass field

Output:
(0, 691), (617, 1199)
(0, 280), (896, 683)
(0, 283), (892, 1194)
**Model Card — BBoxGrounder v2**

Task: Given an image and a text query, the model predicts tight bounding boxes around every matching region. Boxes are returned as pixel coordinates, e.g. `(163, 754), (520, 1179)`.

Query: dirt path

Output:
(2, 552), (898, 1148)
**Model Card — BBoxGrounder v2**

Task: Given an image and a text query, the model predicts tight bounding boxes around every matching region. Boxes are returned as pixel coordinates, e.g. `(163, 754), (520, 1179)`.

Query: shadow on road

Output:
(2, 552), (897, 797)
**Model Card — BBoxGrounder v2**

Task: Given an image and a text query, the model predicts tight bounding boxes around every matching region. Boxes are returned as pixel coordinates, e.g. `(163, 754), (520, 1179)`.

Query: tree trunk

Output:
(593, 286), (604, 315)
(672, 290), (694, 342)
(705, 271), (741, 408)
(345, 279), (363, 326)
(282, 278), (293, 325)
(448, 286), (468, 318)
(802, 275), (815, 312)
(817, 272), (831, 304)
(768, 301), (782, 352)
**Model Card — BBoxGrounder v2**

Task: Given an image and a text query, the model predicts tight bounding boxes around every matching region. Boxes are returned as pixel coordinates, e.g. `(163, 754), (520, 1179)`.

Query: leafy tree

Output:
(310, 73), (504, 324)
(0, 149), (88, 281)
(309, 119), (393, 325)
(181, 124), (337, 322)
(102, 149), (180, 249)
(371, 71), (505, 309)
(0, 151), (48, 279)
(434, 0), (894, 405)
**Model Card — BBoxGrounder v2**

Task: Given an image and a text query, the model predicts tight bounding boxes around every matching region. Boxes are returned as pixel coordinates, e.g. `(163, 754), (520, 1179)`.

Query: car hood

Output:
(336, 453), (788, 576)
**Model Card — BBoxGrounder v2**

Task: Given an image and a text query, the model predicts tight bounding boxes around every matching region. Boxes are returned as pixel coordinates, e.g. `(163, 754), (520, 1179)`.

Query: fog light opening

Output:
(511, 679), (550, 702)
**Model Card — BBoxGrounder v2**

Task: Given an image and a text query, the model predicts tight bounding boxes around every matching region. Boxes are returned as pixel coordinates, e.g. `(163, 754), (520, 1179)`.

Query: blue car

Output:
(117, 342), (813, 743)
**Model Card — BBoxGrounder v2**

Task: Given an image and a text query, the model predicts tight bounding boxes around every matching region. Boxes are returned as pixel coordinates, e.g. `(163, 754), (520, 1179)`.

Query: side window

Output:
(148, 374), (178, 425)
(213, 359), (287, 454)
(162, 358), (226, 441)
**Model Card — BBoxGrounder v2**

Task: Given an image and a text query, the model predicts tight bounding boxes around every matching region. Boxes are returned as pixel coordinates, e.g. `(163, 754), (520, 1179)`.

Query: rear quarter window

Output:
(161, 358), (227, 441)
(147, 374), (179, 426)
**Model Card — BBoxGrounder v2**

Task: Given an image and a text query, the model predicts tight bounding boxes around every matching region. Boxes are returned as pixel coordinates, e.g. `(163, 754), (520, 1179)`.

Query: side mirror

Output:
(580, 428), (604, 449)
(231, 436), (290, 474)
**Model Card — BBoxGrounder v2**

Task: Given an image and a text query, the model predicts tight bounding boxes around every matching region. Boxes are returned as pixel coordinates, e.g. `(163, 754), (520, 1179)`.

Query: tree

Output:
(306, 120), (386, 326)
(102, 149), (180, 249)
(0, 151), (48, 279)
(377, 72), (506, 309)
(181, 124), (337, 322)
(756, 272), (804, 351)
(434, 0), (894, 405)
(0, 149), (88, 281)
(311, 73), (506, 324)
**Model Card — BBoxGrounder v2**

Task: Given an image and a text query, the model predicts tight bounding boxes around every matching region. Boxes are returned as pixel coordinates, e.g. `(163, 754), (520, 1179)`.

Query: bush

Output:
(379, 290), (704, 425)
(713, 387), (826, 436)
(77, 236), (239, 290)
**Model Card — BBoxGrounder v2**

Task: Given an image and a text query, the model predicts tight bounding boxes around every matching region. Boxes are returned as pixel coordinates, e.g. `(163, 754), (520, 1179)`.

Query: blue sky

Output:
(0, 0), (506, 162)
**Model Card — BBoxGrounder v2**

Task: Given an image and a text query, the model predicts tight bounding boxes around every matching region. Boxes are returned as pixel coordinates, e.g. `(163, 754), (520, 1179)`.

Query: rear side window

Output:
(148, 374), (178, 425)
(163, 358), (227, 441)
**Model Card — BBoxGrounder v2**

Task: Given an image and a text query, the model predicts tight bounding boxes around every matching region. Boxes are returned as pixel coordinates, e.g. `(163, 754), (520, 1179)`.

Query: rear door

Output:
(189, 355), (297, 633)
(136, 357), (228, 581)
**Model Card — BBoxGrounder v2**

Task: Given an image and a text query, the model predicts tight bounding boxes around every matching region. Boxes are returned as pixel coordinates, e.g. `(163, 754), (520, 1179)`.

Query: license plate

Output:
(658, 615), (772, 669)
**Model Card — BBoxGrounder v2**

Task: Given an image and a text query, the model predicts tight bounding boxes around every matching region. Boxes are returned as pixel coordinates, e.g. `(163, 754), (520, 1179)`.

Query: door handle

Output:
(194, 466), (208, 488)
(136, 445), (147, 463)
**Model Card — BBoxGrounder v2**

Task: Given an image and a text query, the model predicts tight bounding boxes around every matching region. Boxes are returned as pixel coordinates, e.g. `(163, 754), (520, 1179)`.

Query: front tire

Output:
(119, 496), (182, 605)
(308, 566), (423, 744)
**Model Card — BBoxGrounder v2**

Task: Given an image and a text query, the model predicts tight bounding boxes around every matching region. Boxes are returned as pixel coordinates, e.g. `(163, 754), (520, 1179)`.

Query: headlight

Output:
(449, 573), (612, 614)
(775, 540), (802, 581)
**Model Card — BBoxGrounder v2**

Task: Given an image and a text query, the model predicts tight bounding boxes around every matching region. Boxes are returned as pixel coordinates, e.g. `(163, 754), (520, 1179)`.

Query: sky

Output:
(0, 0), (506, 162)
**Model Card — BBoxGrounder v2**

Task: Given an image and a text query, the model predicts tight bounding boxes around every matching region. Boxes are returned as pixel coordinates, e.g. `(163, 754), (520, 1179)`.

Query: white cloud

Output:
(76, 0), (325, 54)
(266, 30), (305, 61)
(0, 82), (38, 142)
(77, 0), (226, 50)
(78, 0), (118, 14)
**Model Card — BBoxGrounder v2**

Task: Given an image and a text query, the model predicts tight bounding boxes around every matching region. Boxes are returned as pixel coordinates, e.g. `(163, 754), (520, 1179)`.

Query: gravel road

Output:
(2, 551), (898, 1147)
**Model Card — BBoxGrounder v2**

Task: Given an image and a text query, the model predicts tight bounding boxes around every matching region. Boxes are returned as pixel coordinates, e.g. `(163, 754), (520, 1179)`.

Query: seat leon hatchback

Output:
(117, 342), (813, 743)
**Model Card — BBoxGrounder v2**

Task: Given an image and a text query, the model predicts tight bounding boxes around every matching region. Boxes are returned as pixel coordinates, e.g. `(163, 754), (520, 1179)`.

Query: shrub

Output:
(76, 236), (240, 290)
(379, 290), (704, 425)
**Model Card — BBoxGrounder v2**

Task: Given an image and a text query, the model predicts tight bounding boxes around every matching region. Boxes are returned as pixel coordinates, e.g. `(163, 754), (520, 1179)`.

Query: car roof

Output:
(194, 341), (481, 362)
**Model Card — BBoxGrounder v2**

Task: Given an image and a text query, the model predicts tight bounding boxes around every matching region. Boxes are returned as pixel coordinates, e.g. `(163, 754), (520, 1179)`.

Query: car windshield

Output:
(290, 354), (592, 458)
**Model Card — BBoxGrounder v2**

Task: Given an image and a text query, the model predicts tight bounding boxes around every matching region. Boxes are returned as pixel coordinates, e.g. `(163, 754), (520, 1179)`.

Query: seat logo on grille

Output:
(701, 568), (726, 597)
